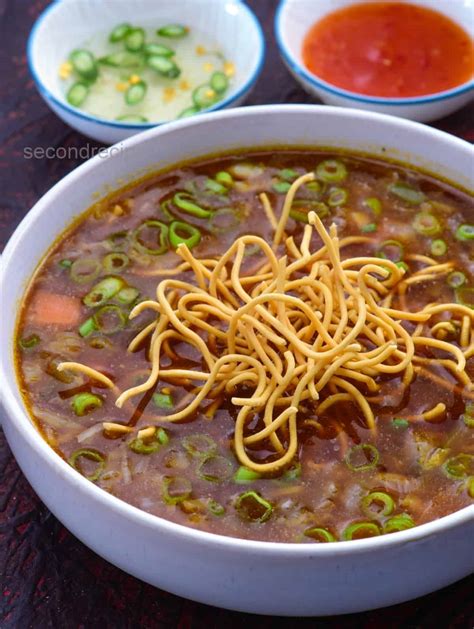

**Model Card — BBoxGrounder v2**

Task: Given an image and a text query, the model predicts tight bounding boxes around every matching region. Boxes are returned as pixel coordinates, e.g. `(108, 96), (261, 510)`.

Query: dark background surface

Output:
(1, 1), (473, 627)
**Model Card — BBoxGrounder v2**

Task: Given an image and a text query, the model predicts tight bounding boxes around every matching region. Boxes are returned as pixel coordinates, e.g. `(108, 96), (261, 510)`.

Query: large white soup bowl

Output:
(0, 105), (473, 616)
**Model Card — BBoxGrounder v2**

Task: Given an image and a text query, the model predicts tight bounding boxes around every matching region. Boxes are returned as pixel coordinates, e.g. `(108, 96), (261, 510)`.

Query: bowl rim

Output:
(1, 104), (473, 556)
(26, 0), (265, 129)
(275, 0), (474, 106)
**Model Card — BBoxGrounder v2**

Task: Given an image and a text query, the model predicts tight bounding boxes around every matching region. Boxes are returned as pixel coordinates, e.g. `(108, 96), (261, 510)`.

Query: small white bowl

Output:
(28, 0), (265, 144)
(275, 0), (474, 122)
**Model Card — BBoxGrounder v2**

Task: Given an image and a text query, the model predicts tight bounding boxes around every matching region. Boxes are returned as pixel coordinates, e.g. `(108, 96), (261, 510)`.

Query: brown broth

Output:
(15, 150), (474, 543)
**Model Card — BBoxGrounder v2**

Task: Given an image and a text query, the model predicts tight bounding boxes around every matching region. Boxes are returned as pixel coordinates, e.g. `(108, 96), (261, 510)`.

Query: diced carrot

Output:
(28, 291), (81, 327)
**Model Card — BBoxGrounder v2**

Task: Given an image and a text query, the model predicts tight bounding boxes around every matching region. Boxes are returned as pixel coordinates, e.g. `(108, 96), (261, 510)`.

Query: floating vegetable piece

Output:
(192, 84), (219, 109)
(109, 23), (131, 43)
(125, 27), (145, 52)
(133, 220), (169, 254)
(147, 55), (181, 78)
(67, 82), (89, 107)
(389, 182), (426, 205)
(210, 71), (229, 93)
(157, 24), (188, 38)
(69, 448), (106, 481)
(303, 527), (336, 542)
(71, 392), (103, 416)
(455, 224), (474, 241)
(144, 43), (175, 57)
(125, 80), (147, 105)
(169, 221), (201, 249)
(99, 51), (144, 68)
(69, 49), (98, 81)
(316, 159), (347, 182)
(235, 491), (273, 522)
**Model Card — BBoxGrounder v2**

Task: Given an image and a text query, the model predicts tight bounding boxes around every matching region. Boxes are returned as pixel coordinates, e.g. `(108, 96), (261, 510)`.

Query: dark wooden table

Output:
(1, 1), (473, 627)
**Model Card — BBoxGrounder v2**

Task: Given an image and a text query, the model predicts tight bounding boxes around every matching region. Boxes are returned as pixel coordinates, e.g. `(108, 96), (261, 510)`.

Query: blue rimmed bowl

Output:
(275, 0), (474, 122)
(28, 0), (265, 144)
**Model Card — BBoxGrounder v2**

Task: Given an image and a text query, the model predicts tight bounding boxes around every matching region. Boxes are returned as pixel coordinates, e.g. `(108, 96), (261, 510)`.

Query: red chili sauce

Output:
(302, 2), (474, 98)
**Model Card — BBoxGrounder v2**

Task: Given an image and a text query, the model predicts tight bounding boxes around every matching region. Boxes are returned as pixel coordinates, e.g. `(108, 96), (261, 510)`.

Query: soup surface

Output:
(16, 150), (474, 543)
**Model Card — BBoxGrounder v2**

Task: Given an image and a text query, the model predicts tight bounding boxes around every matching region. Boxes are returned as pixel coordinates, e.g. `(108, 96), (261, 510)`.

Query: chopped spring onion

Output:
(413, 212), (442, 236)
(67, 82), (89, 107)
(208, 499), (225, 516)
(361, 223), (377, 233)
(361, 491), (395, 518)
(443, 453), (474, 479)
(19, 334), (40, 349)
(70, 258), (101, 284)
(169, 221), (201, 249)
(93, 305), (127, 334)
(363, 197), (382, 215)
(205, 178), (228, 195)
(303, 527), (336, 543)
(316, 159), (347, 183)
(447, 271), (466, 288)
(215, 171), (233, 187)
(130, 427), (169, 455)
(125, 80), (147, 105)
(133, 220), (169, 255)
(144, 43), (175, 57)
(327, 187), (348, 207)
(79, 316), (97, 338)
(235, 491), (273, 523)
(462, 403), (474, 428)
(210, 71), (229, 94)
(83, 276), (124, 308)
(455, 287), (474, 309)
(197, 455), (233, 482)
(290, 201), (329, 223)
(99, 51), (144, 68)
(173, 192), (212, 218)
(106, 231), (129, 250)
(147, 55), (181, 78)
(343, 521), (381, 540)
(69, 448), (106, 481)
(125, 27), (145, 52)
(273, 181), (291, 194)
(103, 252), (129, 273)
(383, 513), (415, 533)
(345, 444), (379, 472)
(116, 286), (140, 305)
(278, 168), (299, 182)
(71, 392), (103, 416)
(69, 49), (98, 81)
(153, 392), (174, 409)
(182, 434), (217, 458)
(162, 476), (192, 504)
(157, 24), (188, 38)
(396, 261), (409, 272)
(455, 224), (474, 241)
(59, 259), (72, 268)
(177, 106), (200, 118)
(430, 239), (447, 256)
(377, 240), (404, 262)
(234, 466), (261, 483)
(392, 417), (409, 429)
(388, 182), (425, 205)
(109, 23), (131, 43)
(192, 84), (219, 109)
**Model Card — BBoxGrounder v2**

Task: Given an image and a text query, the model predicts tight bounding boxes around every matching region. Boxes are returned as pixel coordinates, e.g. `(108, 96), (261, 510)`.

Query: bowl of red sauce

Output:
(275, 0), (474, 121)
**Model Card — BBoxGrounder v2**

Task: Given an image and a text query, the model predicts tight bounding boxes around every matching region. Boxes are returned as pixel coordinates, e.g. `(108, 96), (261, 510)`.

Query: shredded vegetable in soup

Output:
(16, 151), (474, 543)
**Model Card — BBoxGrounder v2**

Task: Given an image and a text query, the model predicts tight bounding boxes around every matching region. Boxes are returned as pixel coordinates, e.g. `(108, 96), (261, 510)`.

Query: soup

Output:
(16, 150), (474, 543)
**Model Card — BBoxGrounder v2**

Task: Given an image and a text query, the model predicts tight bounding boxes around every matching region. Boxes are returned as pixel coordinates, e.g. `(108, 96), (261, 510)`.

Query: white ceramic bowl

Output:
(275, 0), (474, 122)
(27, 0), (265, 144)
(0, 105), (473, 616)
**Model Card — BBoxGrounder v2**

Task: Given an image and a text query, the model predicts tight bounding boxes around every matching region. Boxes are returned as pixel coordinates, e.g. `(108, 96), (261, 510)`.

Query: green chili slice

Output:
(455, 287), (474, 309)
(413, 212), (442, 236)
(177, 106), (200, 119)
(144, 43), (175, 57)
(345, 444), (379, 472)
(83, 276), (124, 308)
(125, 27), (145, 52)
(162, 476), (192, 504)
(361, 491), (395, 518)
(182, 434), (217, 458)
(93, 305), (127, 334)
(19, 334), (40, 349)
(71, 392), (103, 416)
(169, 221), (201, 250)
(109, 23), (131, 42)
(327, 187), (348, 207)
(192, 84), (219, 109)
(153, 392), (174, 409)
(125, 80), (147, 105)
(210, 71), (229, 94)
(233, 466), (261, 483)
(303, 527), (336, 543)
(343, 521), (381, 540)
(70, 258), (101, 284)
(383, 513), (415, 533)
(133, 220), (169, 255)
(69, 49), (98, 81)
(377, 240), (404, 262)
(157, 24), (188, 38)
(147, 55), (181, 78)
(66, 82), (89, 107)
(455, 224), (474, 241)
(235, 491), (273, 523)
(173, 192), (212, 218)
(388, 182), (425, 205)
(197, 455), (233, 482)
(363, 197), (382, 215)
(447, 271), (466, 288)
(69, 448), (106, 481)
(316, 159), (347, 183)
(208, 499), (225, 516)
(361, 223), (377, 233)
(443, 454), (474, 479)
(103, 252), (129, 274)
(99, 51), (144, 68)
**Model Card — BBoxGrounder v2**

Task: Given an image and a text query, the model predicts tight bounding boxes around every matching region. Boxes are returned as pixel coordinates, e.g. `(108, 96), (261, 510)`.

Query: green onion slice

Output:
(153, 392), (174, 409)
(443, 453), (474, 479)
(71, 392), (103, 416)
(103, 252), (129, 274)
(327, 187), (348, 207)
(303, 527), (336, 543)
(273, 181), (291, 194)
(69, 49), (98, 81)
(66, 82), (89, 107)
(182, 434), (217, 458)
(413, 212), (442, 236)
(59, 259), (72, 268)
(361, 491), (395, 518)
(205, 178), (228, 195)
(343, 521), (381, 540)
(392, 417), (409, 429)
(93, 305), (127, 334)
(197, 455), (233, 482)
(447, 271), (466, 288)
(133, 220), (169, 255)
(173, 192), (212, 218)
(208, 499), (225, 516)
(278, 168), (299, 182)
(162, 475), (192, 504)
(316, 159), (347, 183)
(116, 287), (140, 305)
(169, 221), (201, 249)
(125, 27), (145, 52)
(157, 24), (188, 38)
(19, 334), (40, 349)
(69, 448), (106, 481)
(430, 239), (447, 256)
(388, 182), (425, 205)
(79, 317), (97, 338)
(109, 23), (131, 42)
(377, 240), (404, 262)
(455, 224), (474, 241)
(70, 258), (101, 284)
(383, 513), (415, 533)
(125, 80), (147, 105)
(233, 466), (261, 483)
(235, 490), (273, 523)
(462, 403), (474, 428)
(147, 55), (181, 78)
(345, 443), (379, 472)
(83, 276), (124, 308)
(363, 197), (382, 215)
(130, 427), (169, 455)
(215, 171), (233, 186)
